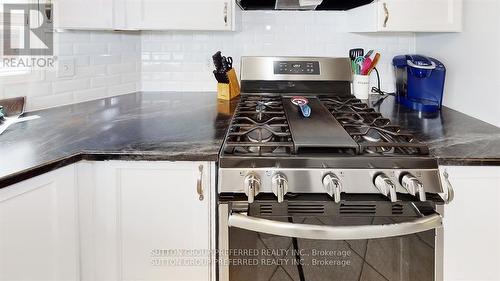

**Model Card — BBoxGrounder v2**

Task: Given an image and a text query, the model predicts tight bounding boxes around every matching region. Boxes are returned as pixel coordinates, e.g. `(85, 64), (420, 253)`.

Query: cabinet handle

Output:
(45, 0), (52, 23)
(383, 2), (389, 28)
(442, 170), (455, 204)
(196, 165), (204, 201)
(223, 2), (228, 25)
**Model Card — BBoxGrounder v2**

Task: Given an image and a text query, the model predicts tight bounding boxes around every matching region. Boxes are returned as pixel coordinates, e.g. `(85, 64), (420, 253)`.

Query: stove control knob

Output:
(271, 173), (288, 203)
(374, 173), (398, 202)
(401, 173), (426, 201)
(322, 173), (342, 203)
(244, 174), (260, 203)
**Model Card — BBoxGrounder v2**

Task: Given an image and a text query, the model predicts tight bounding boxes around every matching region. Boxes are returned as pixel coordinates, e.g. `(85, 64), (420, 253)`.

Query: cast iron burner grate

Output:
(223, 96), (294, 156)
(320, 96), (429, 156)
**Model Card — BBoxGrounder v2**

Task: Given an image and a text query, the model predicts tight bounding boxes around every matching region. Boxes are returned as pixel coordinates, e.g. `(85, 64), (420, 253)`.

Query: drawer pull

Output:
(196, 165), (204, 201)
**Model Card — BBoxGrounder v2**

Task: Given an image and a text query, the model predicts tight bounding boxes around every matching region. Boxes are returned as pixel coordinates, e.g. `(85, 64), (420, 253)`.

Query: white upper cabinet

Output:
(347, 0), (463, 32)
(54, 0), (114, 29)
(54, 0), (237, 31)
(0, 165), (79, 281)
(125, 0), (236, 31)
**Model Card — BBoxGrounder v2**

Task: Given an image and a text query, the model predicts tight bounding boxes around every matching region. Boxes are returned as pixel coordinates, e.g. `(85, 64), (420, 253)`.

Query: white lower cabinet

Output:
(78, 160), (215, 281)
(441, 166), (500, 281)
(0, 165), (79, 281)
(0, 161), (215, 281)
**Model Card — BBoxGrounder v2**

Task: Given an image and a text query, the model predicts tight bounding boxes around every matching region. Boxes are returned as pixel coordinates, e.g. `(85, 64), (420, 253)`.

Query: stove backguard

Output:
(240, 56), (352, 97)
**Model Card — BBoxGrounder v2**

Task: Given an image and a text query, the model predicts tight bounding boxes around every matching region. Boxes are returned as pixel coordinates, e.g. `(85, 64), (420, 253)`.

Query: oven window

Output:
(228, 216), (435, 281)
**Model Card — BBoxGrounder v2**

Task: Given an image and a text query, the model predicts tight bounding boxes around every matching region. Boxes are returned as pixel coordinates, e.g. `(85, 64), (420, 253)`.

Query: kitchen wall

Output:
(141, 11), (416, 92)
(0, 31), (141, 111)
(415, 0), (500, 127)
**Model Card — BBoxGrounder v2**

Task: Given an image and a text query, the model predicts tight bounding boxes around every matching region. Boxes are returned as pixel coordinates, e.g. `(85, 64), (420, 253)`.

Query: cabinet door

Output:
(0, 165), (79, 281)
(378, 0), (462, 32)
(85, 161), (214, 281)
(441, 166), (500, 281)
(126, 0), (232, 30)
(54, 0), (113, 29)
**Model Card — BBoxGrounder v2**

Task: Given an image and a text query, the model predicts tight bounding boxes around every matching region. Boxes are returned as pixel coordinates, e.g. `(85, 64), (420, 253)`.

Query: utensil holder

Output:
(217, 69), (240, 101)
(217, 83), (231, 100)
(227, 68), (240, 98)
(352, 74), (370, 100)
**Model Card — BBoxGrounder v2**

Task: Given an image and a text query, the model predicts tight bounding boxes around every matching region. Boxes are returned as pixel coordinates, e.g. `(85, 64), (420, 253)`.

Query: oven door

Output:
(218, 199), (444, 281)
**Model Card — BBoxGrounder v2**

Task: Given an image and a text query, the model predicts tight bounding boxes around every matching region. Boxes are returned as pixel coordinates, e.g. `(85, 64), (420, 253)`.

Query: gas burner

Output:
(223, 96), (293, 156)
(320, 96), (429, 156)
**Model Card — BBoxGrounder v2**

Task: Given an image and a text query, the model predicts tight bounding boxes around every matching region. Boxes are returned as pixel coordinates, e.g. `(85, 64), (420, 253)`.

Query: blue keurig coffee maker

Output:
(393, 55), (446, 112)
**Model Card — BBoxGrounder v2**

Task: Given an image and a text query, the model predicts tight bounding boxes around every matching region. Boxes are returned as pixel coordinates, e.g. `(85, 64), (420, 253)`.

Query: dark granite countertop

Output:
(371, 96), (500, 166)
(0, 92), (237, 188)
(0, 92), (499, 188)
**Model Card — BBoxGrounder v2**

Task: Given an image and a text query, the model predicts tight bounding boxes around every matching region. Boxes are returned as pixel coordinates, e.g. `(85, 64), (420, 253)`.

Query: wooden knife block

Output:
(217, 69), (240, 101)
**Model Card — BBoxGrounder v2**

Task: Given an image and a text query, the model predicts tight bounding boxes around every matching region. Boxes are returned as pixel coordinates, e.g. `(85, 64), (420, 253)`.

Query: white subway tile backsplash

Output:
(91, 75), (122, 88)
(91, 54), (122, 65)
(73, 88), (108, 103)
(53, 79), (90, 94)
(141, 11), (415, 92)
(28, 92), (75, 110)
(0, 31), (142, 111)
(74, 43), (109, 55)
(1, 11), (416, 111)
(107, 83), (138, 97)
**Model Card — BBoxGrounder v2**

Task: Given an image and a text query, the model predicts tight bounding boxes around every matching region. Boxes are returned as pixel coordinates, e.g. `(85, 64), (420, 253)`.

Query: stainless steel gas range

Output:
(217, 57), (454, 281)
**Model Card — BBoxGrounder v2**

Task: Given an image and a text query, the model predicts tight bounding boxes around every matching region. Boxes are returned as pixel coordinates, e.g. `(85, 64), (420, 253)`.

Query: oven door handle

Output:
(228, 212), (442, 240)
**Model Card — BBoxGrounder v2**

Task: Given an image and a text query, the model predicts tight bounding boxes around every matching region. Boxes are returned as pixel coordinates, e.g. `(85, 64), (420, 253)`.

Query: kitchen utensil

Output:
(349, 48), (364, 61)
(226, 56), (233, 69)
(221, 56), (229, 72)
(212, 51), (223, 71)
(353, 56), (365, 75)
(361, 57), (373, 75)
(366, 53), (381, 75)
(364, 49), (374, 58)
(291, 96), (311, 118)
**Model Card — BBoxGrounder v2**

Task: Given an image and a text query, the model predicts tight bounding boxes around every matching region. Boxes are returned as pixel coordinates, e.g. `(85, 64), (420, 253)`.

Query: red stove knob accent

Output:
(244, 173), (260, 203)
(401, 173), (426, 201)
(374, 173), (398, 202)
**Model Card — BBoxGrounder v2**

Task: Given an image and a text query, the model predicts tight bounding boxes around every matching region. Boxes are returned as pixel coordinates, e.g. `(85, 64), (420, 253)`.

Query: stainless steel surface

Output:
(275, 0), (318, 9)
(401, 173), (427, 201)
(322, 173), (342, 203)
(243, 173), (260, 203)
(283, 97), (359, 152)
(197, 165), (204, 201)
(240, 56), (352, 81)
(218, 168), (443, 195)
(374, 173), (398, 202)
(435, 204), (445, 281)
(227, 210), (443, 240)
(271, 173), (288, 203)
(218, 203), (230, 281)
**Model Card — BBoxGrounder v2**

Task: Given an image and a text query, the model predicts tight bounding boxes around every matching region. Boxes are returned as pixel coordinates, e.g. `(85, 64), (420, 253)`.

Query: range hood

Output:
(238, 0), (373, 10)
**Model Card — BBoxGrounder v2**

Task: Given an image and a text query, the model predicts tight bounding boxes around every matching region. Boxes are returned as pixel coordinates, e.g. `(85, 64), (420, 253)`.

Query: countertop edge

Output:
(0, 151), (220, 189)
